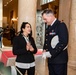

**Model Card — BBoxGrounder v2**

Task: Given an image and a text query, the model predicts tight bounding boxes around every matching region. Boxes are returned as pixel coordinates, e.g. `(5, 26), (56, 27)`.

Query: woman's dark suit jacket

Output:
(12, 34), (37, 63)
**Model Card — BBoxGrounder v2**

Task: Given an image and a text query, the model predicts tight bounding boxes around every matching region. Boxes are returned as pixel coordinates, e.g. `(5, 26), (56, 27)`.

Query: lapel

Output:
(51, 19), (59, 29)
(47, 20), (60, 35)
(45, 20), (60, 34)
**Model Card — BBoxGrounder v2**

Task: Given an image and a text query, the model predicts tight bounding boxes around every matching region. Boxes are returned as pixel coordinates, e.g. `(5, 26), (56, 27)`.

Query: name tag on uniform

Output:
(49, 32), (56, 35)
(49, 30), (56, 35)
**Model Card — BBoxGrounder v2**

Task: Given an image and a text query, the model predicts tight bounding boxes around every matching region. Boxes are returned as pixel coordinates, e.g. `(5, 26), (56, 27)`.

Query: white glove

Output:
(42, 52), (46, 59)
(42, 51), (52, 59)
(45, 51), (52, 58)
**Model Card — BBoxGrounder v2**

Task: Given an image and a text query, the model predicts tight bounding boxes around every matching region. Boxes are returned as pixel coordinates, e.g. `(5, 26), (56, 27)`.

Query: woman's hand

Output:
(26, 43), (30, 51)
(26, 43), (34, 52)
(29, 45), (34, 52)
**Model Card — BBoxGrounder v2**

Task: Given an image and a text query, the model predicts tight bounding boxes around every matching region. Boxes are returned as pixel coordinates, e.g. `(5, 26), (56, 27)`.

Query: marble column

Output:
(17, 1), (48, 75)
(0, 0), (2, 27)
(18, 0), (37, 38)
(68, 0), (76, 75)
(58, 0), (71, 28)
(0, 0), (2, 59)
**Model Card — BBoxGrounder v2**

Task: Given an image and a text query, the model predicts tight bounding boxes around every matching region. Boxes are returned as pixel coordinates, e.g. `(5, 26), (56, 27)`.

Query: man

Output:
(42, 9), (68, 75)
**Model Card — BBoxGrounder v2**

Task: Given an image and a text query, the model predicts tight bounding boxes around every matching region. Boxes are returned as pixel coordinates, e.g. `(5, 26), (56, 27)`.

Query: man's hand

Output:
(43, 49), (46, 52)
(42, 49), (46, 59)
(42, 50), (52, 59)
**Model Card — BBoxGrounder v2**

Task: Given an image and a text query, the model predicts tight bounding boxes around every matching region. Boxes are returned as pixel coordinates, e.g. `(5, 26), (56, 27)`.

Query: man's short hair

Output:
(42, 9), (54, 16)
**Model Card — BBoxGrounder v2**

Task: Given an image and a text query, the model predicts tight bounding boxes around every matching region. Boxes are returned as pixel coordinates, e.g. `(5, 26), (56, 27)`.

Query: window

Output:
(41, 0), (55, 5)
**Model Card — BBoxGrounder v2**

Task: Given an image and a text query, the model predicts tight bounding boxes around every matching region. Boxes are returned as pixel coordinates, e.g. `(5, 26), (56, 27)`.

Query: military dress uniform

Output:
(43, 19), (68, 75)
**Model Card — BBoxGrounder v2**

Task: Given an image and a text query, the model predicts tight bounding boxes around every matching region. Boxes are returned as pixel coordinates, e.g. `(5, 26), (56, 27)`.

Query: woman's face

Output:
(23, 24), (32, 35)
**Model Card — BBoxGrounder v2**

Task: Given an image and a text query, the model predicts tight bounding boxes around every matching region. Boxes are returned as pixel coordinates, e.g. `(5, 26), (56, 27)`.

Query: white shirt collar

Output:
(22, 34), (29, 43)
(51, 18), (57, 26)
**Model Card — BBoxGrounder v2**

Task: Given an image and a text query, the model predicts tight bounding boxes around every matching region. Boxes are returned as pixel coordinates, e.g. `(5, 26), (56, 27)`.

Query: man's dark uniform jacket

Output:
(43, 19), (68, 64)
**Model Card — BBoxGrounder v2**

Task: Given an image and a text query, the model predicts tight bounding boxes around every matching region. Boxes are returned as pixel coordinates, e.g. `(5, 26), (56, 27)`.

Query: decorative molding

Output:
(36, 10), (45, 48)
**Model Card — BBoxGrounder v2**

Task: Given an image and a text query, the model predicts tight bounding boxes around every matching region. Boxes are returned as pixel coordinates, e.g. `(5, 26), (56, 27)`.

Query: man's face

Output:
(42, 13), (53, 25)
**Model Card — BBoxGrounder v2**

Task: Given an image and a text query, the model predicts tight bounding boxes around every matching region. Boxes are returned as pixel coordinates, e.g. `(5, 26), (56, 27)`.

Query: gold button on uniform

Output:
(46, 34), (48, 36)
(46, 39), (47, 41)
(61, 44), (63, 46)
(46, 44), (47, 46)
(59, 47), (61, 49)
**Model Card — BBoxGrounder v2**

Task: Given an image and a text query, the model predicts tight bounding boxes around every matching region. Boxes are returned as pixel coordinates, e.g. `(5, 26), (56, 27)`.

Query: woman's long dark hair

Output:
(20, 22), (32, 37)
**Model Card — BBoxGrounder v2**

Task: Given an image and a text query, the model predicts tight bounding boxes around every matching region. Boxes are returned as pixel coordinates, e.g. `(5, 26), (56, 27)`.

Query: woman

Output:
(12, 22), (37, 75)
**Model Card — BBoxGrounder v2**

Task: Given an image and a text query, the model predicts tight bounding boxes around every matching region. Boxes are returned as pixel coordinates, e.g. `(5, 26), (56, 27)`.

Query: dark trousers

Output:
(48, 63), (67, 75)
(16, 66), (35, 75)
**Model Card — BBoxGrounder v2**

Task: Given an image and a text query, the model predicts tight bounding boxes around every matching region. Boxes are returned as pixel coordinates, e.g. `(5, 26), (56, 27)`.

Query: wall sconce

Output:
(11, 18), (17, 21)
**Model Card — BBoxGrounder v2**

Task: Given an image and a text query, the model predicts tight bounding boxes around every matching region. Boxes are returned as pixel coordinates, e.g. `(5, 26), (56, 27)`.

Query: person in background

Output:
(12, 21), (16, 31)
(42, 9), (68, 75)
(10, 26), (15, 44)
(12, 22), (37, 75)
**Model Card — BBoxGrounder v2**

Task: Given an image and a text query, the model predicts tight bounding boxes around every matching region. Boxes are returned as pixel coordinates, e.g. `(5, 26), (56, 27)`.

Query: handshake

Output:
(26, 43), (34, 52)
(42, 51), (52, 59)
